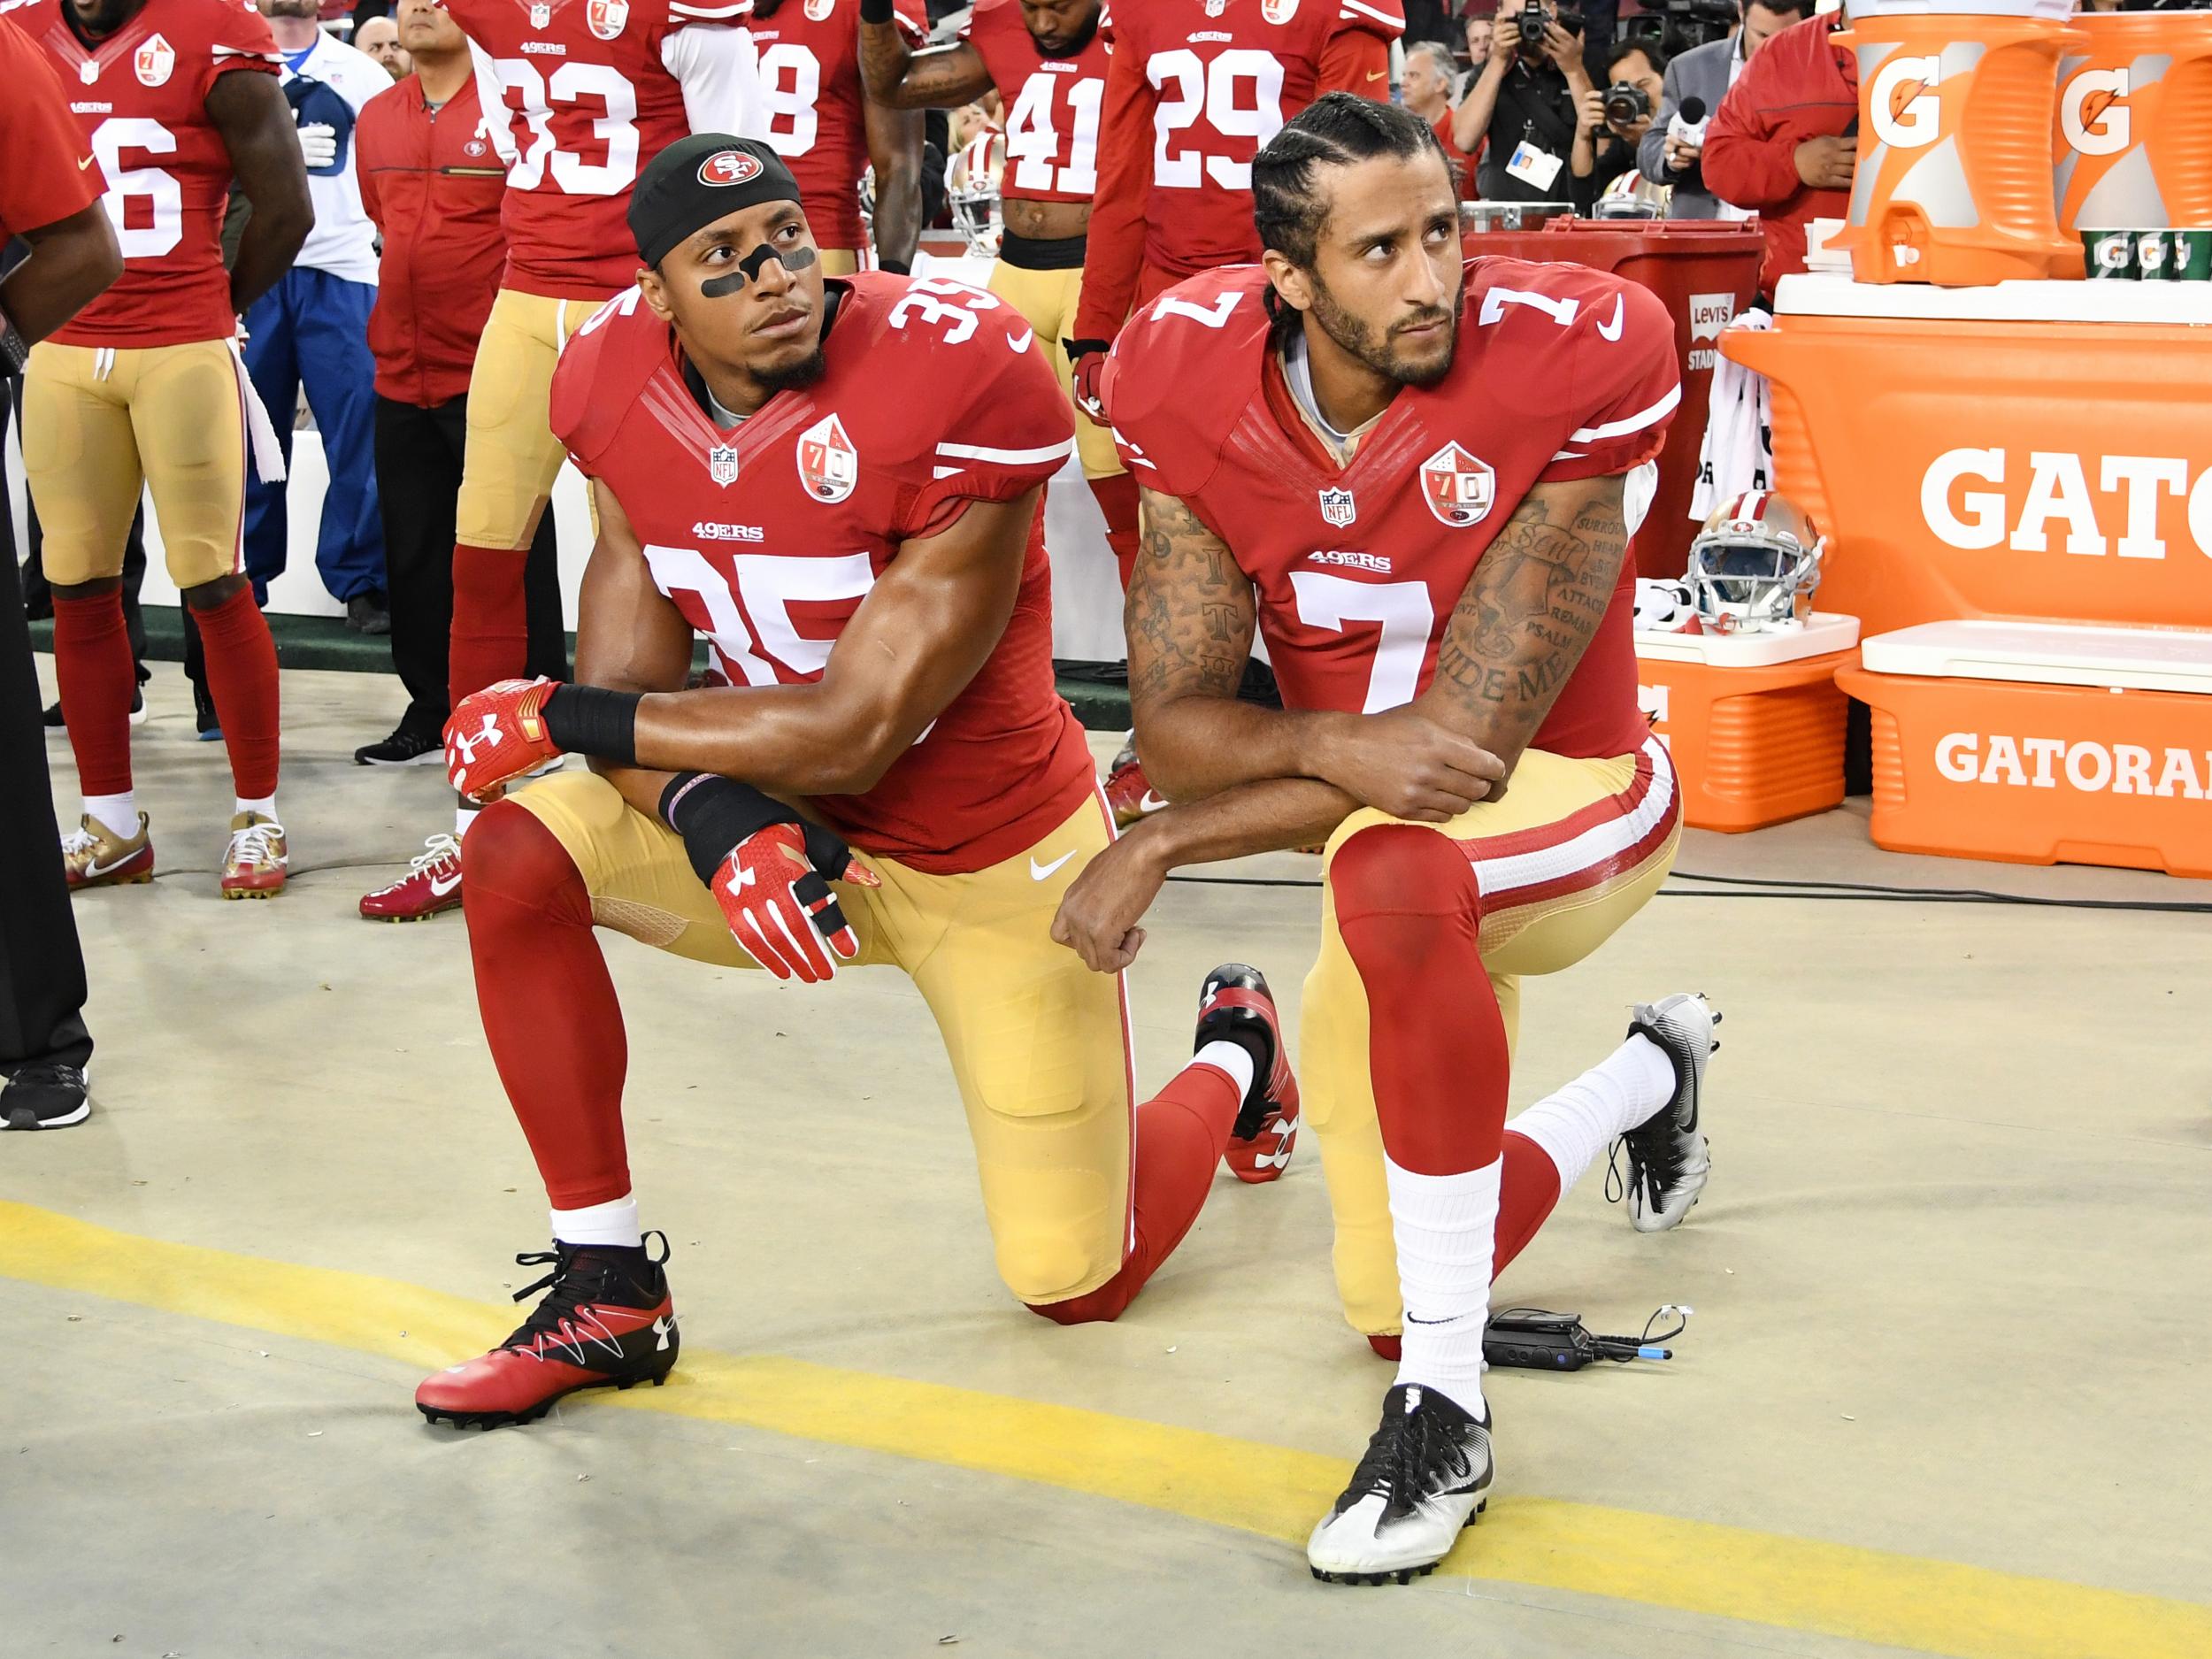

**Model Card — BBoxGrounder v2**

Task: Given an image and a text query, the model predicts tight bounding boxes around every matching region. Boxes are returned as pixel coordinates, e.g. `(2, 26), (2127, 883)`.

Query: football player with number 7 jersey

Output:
(858, 2), (1139, 580)
(1055, 96), (1723, 1584)
(357, 0), (768, 920)
(411, 139), (1303, 1431)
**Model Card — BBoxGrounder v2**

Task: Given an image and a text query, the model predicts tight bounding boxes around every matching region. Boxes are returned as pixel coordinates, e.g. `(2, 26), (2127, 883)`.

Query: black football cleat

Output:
(1196, 964), (1301, 1183)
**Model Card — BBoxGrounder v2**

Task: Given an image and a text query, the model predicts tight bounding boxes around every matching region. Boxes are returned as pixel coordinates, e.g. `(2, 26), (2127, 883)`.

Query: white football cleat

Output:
(1308, 1383), (1493, 1585)
(1612, 991), (1719, 1232)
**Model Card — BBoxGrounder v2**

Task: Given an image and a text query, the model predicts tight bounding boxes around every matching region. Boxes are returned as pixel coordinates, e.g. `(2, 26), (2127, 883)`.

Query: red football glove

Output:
(1066, 342), (1110, 424)
(711, 821), (879, 984)
(446, 677), (562, 803)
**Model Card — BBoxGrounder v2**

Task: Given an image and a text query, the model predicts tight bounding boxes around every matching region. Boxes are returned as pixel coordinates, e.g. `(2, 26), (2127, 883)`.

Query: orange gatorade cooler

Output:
(1838, 619), (2212, 876)
(1636, 613), (1861, 832)
(2055, 11), (2212, 262)
(1839, 0), (2082, 286)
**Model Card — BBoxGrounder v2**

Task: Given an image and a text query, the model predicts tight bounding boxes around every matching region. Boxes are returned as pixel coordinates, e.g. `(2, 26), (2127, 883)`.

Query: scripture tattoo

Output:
(1126, 488), (1255, 711)
(855, 26), (995, 109)
(1425, 476), (1632, 763)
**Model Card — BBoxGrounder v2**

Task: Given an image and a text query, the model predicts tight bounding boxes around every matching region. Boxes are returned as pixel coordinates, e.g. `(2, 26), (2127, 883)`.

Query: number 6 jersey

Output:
(1104, 259), (1683, 763)
(549, 273), (1097, 873)
(12, 0), (280, 348)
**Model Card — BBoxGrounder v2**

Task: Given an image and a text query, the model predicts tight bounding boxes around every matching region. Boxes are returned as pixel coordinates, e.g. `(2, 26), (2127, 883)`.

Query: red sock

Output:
(1087, 472), (1141, 590)
(1027, 1057), (1241, 1325)
(450, 541), (530, 707)
(193, 586), (281, 801)
(50, 589), (136, 797)
(1365, 1130), (1564, 1361)
(463, 803), (632, 1208)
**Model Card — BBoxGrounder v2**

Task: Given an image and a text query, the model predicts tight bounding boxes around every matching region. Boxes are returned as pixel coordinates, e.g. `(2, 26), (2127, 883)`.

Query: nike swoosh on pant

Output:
(1030, 849), (1077, 881)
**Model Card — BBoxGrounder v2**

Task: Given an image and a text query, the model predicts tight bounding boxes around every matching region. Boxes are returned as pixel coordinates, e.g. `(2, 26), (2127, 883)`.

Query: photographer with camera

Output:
(1638, 0), (1812, 219)
(1452, 0), (1595, 204)
(1572, 39), (1667, 211)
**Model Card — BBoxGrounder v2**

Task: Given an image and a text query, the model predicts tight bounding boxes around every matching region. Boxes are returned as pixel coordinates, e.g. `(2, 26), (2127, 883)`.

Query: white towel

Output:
(1689, 307), (1773, 521)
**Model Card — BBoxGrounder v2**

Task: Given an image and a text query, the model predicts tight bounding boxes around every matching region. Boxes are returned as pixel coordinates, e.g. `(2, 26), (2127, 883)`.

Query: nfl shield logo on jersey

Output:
(1318, 487), (1356, 528)
(80, 59), (99, 83)
(708, 444), (741, 488)
(1262, 0), (1301, 21)
(529, 1), (550, 27)
(588, 0), (628, 39)
(1204, 0), (1226, 15)
(797, 414), (859, 503)
(1419, 442), (1495, 528)
(134, 32), (174, 87)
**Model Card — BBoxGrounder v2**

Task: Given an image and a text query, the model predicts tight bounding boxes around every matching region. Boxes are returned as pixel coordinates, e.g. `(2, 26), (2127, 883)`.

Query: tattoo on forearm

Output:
(1126, 488), (1253, 717)
(1429, 480), (1630, 756)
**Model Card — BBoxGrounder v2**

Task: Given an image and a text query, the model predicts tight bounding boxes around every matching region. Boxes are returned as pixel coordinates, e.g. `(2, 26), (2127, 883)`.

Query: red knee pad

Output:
(1329, 823), (1481, 923)
(461, 799), (590, 923)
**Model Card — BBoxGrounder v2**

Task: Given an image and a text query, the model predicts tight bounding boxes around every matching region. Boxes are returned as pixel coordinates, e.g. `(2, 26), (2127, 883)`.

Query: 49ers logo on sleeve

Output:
(700, 150), (764, 187)
(134, 33), (174, 87)
(1419, 442), (1495, 528)
(587, 0), (628, 40)
(1262, 0), (1301, 21)
(797, 413), (859, 503)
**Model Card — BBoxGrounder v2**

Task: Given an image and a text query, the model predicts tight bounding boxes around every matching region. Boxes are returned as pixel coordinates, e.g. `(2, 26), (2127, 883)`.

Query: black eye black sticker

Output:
(700, 243), (818, 299)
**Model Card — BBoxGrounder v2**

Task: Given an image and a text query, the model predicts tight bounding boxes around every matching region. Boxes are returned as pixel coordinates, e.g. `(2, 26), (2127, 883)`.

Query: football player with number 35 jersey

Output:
(411, 140), (1302, 1431)
(357, 0), (767, 920)
(858, 1), (1137, 578)
(14, 0), (311, 898)
(1055, 96), (1724, 1584)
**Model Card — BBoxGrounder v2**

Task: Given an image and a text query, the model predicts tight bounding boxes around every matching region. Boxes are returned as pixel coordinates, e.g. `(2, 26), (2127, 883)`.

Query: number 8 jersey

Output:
(12, 0), (280, 348)
(449, 0), (766, 297)
(549, 273), (1097, 873)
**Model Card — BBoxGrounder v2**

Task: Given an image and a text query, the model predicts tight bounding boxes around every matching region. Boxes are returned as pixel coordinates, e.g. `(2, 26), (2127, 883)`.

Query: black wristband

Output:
(858, 0), (894, 21)
(541, 684), (641, 768)
(1062, 336), (1110, 362)
(878, 257), (910, 275)
(658, 772), (797, 885)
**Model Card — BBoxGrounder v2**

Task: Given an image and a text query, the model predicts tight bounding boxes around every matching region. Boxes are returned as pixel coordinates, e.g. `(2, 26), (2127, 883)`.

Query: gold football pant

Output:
(21, 339), (249, 588)
(1302, 738), (1683, 1335)
(817, 249), (860, 276)
(985, 258), (1124, 482)
(511, 770), (1135, 1304)
(453, 288), (609, 553)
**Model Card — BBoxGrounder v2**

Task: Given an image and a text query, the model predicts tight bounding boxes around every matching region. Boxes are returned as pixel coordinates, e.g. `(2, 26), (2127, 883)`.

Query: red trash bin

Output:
(1461, 219), (1766, 578)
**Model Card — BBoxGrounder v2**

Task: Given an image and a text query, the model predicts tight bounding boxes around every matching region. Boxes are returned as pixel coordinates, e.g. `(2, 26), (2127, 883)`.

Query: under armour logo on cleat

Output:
(652, 1315), (676, 1351)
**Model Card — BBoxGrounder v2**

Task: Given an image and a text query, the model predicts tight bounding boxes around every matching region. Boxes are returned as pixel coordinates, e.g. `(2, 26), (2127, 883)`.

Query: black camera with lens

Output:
(1603, 81), (1653, 128)
(1517, 4), (1582, 50)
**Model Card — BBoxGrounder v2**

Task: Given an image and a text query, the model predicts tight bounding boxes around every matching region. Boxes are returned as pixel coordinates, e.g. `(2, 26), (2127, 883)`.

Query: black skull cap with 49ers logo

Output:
(629, 135), (803, 269)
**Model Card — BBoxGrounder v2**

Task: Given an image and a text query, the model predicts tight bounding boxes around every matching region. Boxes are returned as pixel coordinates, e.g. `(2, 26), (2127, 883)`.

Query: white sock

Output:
(550, 1194), (641, 1249)
(1387, 1154), (1500, 1407)
(1508, 1033), (1677, 1194)
(456, 803), (480, 839)
(1191, 1038), (1255, 1103)
(82, 791), (137, 840)
(234, 795), (278, 822)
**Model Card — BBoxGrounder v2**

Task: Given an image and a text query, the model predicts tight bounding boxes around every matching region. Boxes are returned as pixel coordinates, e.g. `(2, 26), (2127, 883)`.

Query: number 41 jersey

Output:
(1105, 259), (1683, 763)
(549, 274), (1097, 874)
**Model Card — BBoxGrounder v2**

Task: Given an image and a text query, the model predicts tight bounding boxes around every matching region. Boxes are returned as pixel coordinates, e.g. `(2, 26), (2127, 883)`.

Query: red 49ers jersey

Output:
(13, 0), (278, 348)
(750, 0), (924, 253)
(1104, 260), (1681, 761)
(1071, 0), (1402, 344)
(549, 273), (1095, 873)
(450, 0), (764, 298)
(961, 0), (1110, 207)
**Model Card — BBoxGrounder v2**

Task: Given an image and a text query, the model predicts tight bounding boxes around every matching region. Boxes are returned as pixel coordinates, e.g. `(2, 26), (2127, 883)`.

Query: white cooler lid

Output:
(1635, 611), (1861, 666)
(1859, 619), (2212, 694)
(1771, 273), (2212, 326)
(1843, 0), (2072, 19)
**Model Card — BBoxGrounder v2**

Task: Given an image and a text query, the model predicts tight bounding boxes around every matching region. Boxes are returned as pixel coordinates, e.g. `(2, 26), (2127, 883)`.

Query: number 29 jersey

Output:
(12, 0), (280, 348)
(1104, 260), (1683, 762)
(549, 273), (1096, 874)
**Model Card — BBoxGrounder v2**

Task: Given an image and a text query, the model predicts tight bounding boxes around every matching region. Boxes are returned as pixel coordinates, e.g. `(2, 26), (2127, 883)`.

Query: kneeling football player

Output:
(1054, 95), (1721, 1583)
(413, 139), (1300, 1430)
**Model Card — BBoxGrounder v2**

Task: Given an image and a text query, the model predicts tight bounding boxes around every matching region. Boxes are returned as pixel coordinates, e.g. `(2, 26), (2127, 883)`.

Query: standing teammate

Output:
(411, 141), (1302, 1427)
(1055, 96), (1717, 1583)
(747, 0), (923, 274)
(362, 0), (766, 919)
(15, 0), (311, 897)
(857, 1), (1137, 580)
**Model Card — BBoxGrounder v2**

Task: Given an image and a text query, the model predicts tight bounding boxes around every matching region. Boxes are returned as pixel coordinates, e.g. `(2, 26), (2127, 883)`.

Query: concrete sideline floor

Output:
(4, 664), (2208, 1659)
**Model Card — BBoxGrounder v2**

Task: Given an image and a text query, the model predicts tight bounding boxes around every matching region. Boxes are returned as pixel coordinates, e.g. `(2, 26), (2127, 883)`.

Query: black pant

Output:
(374, 393), (566, 738)
(0, 393), (93, 1073)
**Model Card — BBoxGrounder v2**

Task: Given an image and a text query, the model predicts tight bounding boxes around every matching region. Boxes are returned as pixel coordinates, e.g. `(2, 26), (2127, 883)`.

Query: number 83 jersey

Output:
(1105, 260), (1684, 763)
(549, 273), (1098, 874)
(14, 0), (280, 348)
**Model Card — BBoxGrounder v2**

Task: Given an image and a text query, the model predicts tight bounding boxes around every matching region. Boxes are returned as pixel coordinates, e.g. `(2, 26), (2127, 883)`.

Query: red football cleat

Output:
(1103, 737), (1170, 830)
(1197, 963), (1302, 1184)
(360, 834), (465, 922)
(417, 1236), (680, 1429)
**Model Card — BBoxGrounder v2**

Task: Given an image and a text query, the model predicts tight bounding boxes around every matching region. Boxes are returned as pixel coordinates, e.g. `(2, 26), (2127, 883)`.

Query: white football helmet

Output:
(1686, 490), (1825, 633)
(1633, 577), (1698, 632)
(947, 128), (1005, 259)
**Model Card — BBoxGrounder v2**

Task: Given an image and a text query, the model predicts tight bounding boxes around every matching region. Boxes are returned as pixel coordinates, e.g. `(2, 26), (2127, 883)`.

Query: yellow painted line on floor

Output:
(4, 1197), (2202, 1659)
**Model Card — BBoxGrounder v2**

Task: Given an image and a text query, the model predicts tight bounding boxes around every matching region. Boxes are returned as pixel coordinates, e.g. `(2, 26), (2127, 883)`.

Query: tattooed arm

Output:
(856, 19), (996, 110)
(1054, 474), (1630, 972)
